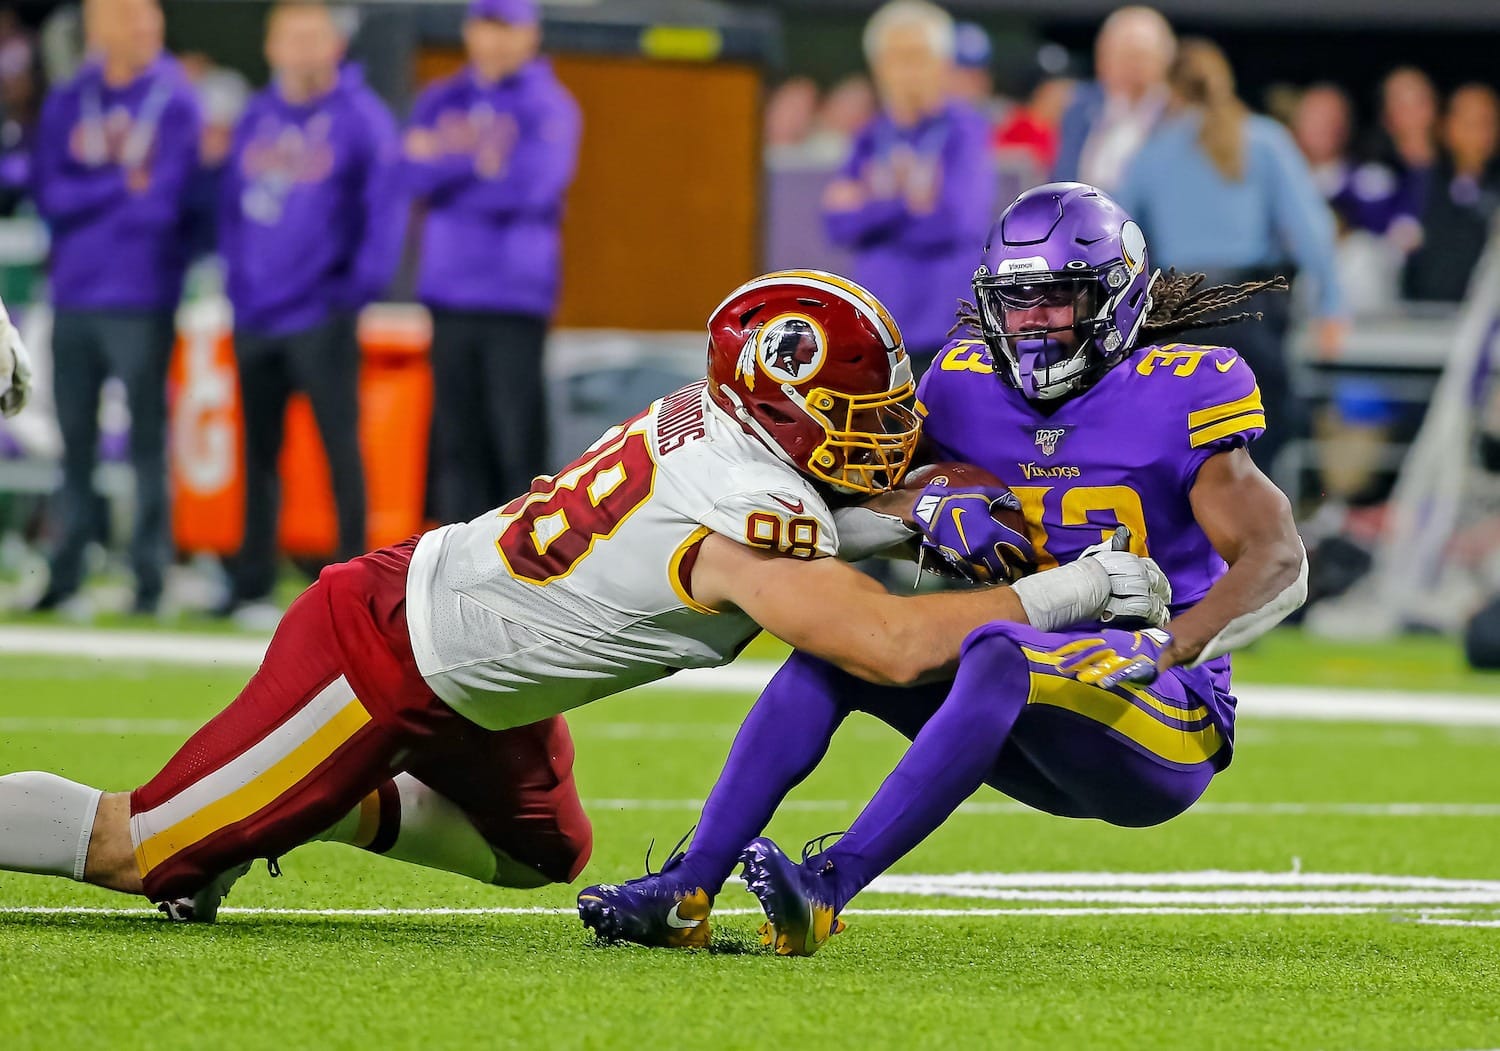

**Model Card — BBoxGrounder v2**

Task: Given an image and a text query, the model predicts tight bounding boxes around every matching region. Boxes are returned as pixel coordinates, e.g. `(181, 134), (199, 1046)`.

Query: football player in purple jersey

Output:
(579, 182), (1309, 955)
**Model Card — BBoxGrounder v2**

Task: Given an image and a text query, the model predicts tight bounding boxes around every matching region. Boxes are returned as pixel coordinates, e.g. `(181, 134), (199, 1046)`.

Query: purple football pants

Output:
(677, 621), (1224, 909)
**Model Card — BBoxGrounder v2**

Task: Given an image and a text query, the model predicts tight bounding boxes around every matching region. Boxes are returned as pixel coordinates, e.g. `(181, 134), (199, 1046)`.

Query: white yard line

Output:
(3, 624), (1500, 726)
(7, 871), (1500, 920)
(0, 905), (1482, 920)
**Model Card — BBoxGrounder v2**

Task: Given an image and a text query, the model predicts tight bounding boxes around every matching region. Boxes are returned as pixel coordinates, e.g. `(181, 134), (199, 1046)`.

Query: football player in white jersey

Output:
(0, 271), (1166, 921)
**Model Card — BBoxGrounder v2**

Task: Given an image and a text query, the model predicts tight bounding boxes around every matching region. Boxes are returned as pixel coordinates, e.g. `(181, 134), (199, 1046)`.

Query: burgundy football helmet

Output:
(706, 270), (920, 494)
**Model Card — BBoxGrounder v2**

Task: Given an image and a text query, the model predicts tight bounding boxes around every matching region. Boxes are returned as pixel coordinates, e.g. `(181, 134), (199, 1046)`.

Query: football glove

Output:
(911, 482), (1036, 584)
(0, 298), (33, 419)
(1049, 628), (1174, 689)
(1010, 526), (1172, 631)
(1081, 526), (1173, 626)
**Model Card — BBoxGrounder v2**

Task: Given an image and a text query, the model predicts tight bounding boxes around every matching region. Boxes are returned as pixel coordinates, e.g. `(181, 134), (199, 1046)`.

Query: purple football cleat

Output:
(577, 847), (712, 949)
(739, 835), (846, 957)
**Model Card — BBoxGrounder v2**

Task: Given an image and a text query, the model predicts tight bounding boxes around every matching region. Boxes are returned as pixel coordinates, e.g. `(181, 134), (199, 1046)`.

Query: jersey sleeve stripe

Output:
(1189, 412), (1266, 448)
(669, 526), (717, 615)
(1187, 384), (1263, 430)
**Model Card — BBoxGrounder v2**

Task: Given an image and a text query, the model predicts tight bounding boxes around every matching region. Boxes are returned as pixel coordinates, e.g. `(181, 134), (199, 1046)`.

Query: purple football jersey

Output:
(916, 336), (1265, 730)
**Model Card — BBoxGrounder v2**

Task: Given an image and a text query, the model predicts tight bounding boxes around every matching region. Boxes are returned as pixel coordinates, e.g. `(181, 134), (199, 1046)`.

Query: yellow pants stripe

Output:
(1026, 671), (1223, 766)
(134, 698), (373, 877)
(1020, 645), (1211, 724)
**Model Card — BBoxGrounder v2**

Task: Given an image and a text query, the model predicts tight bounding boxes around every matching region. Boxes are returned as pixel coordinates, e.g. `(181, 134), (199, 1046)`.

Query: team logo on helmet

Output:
(1120, 221), (1147, 274)
(1034, 426), (1069, 457)
(756, 314), (827, 386)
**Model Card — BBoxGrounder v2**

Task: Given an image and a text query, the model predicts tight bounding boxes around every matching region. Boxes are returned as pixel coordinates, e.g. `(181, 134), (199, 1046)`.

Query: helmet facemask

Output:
(794, 363), (921, 495)
(975, 269), (1123, 401)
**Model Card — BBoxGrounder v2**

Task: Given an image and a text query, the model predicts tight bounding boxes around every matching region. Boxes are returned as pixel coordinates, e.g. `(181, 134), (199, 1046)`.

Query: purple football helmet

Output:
(972, 182), (1158, 401)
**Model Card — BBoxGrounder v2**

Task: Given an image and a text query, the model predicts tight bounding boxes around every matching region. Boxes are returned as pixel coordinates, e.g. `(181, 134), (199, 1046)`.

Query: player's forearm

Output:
(1161, 536), (1306, 669)
(835, 587), (1028, 687)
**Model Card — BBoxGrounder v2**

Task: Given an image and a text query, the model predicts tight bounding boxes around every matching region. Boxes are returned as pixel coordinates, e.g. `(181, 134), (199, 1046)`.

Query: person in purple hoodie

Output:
(823, 0), (995, 377)
(216, 1), (401, 624)
(31, 0), (201, 616)
(402, 0), (581, 524)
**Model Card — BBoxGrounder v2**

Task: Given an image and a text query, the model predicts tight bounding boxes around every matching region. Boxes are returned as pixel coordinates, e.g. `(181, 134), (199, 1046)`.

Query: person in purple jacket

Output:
(31, 0), (200, 616)
(215, 1), (401, 625)
(402, 0), (581, 524)
(822, 0), (996, 378)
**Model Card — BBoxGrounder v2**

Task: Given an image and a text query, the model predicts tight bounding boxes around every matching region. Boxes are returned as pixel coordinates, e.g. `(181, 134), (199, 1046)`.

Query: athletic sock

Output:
(317, 773), (502, 885)
(676, 653), (850, 896)
(821, 639), (1030, 912)
(0, 772), (103, 880)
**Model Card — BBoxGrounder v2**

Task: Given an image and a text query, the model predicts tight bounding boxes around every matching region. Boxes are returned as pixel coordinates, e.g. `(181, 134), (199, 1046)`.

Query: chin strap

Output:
(1187, 545), (1309, 667)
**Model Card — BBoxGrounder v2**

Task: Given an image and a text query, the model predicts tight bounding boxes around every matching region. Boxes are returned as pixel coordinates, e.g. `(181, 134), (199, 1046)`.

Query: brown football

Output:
(901, 461), (1035, 580)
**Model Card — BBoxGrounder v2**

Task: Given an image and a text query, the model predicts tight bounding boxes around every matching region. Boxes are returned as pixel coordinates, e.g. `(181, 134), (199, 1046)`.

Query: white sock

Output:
(317, 773), (511, 885)
(0, 772), (103, 881)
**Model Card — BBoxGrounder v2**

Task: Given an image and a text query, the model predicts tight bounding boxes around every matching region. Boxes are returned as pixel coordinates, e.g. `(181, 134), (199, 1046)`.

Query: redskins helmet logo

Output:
(756, 314), (827, 386)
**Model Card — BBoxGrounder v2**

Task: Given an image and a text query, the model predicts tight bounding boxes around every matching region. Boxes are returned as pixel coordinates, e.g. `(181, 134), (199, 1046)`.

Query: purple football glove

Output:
(1050, 628), (1174, 688)
(911, 482), (1036, 584)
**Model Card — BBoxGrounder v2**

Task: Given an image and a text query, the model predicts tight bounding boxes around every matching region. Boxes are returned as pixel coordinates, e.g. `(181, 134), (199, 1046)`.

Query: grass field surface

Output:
(2, 630), (1499, 1049)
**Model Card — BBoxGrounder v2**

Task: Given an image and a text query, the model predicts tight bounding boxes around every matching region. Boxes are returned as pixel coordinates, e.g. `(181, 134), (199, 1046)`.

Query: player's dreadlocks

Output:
(949, 268), (1289, 342)
(1139, 269), (1288, 340)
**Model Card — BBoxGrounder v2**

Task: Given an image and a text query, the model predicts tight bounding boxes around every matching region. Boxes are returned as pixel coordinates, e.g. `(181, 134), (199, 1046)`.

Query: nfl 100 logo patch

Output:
(1034, 427), (1069, 457)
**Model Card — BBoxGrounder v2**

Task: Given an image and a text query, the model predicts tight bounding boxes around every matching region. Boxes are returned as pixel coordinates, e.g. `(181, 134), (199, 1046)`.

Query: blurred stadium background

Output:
(0, 0), (1495, 650)
(4, 3), (1500, 1046)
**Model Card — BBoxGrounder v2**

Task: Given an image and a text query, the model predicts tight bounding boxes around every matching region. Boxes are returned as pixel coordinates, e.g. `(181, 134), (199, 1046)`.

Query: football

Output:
(901, 461), (1035, 580)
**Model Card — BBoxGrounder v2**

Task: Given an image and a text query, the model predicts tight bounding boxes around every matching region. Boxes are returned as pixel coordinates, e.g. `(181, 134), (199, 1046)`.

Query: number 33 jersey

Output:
(404, 381), (838, 730)
(917, 338), (1266, 695)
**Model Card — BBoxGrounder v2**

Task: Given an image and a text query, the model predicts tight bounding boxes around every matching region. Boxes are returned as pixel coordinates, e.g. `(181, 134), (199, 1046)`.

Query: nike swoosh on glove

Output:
(1050, 628), (1174, 688)
(911, 483), (1036, 585)
(0, 300), (33, 419)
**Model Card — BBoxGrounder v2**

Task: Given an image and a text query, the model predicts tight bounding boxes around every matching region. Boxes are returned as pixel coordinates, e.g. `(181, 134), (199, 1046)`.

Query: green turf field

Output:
(2, 632), (1500, 1050)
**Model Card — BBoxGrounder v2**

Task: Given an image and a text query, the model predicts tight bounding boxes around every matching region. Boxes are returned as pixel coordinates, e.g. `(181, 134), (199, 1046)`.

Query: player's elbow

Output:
(1266, 536), (1308, 601)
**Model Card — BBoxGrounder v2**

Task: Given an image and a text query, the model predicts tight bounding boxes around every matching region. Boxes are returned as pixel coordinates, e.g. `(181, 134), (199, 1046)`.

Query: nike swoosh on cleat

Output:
(665, 902), (701, 929)
(771, 496), (805, 514)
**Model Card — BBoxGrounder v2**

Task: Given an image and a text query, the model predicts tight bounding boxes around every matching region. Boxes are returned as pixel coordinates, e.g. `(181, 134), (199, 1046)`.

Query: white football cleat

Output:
(158, 860), (253, 923)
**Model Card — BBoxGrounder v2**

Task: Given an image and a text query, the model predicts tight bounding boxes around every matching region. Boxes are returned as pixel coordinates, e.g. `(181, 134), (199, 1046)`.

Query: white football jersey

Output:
(405, 381), (839, 730)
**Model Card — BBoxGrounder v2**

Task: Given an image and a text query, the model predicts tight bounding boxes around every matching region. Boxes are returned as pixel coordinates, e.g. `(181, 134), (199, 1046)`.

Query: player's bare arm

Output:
(1160, 446), (1307, 672)
(690, 532), (1029, 686)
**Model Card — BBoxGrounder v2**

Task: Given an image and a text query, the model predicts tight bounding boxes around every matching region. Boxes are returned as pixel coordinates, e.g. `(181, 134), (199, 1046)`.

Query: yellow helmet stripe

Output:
(713, 270), (902, 352)
(771, 269), (902, 350)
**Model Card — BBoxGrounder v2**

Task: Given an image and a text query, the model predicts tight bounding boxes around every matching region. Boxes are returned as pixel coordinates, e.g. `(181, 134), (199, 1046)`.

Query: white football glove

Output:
(1080, 525), (1172, 626)
(1011, 526), (1172, 632)
(0, 298), (33, 419)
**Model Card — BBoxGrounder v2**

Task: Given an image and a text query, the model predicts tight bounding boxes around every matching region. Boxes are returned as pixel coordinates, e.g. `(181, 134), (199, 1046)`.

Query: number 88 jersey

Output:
(404, 381), (839, 730)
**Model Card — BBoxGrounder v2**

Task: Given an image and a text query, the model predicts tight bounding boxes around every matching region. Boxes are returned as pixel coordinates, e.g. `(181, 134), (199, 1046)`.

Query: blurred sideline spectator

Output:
(1371, 66), (1438, 238)
(1116, 38), (1346, 482)
(0, 8), (39, 212)
(947, 20), (1000, 121)
(401, 0), (581, 524)
(994, 75), (1073, 182)
(802, 73), (877, 164)
(1054, 5), (1174, 192)
(1402, 84), (1500, 303)
(216, 0), (401, 626)
(29, 0), (200, 616)
(180, 50), (250, 262)
(765, 74), (818, 151)
(822, 0), (995, 373)
(1290, 83), (1404, 505)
